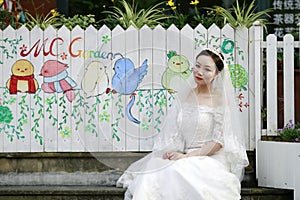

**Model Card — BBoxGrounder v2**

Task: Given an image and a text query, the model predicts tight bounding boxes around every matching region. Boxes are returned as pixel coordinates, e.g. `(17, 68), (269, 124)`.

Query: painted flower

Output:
(0, 105), (13, 124)
(99, 111), (110, 122)
(141, 122), (150, 131)
(221, 40), (235, 54)
(190, 0), (199, 5)
(85, 124), (92, 132)
(102, 35), (110, 44)
(60, 52), (68, 60)
(45, 97), (53, 105)
(228, 64), (248, 90)
(19, 44), (27, 52)
(60, 126), (71, 138)
(157, 98), (167, 107)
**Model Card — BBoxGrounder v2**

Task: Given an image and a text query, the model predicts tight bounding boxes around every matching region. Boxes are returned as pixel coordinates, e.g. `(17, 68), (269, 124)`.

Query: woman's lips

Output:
(195, 76), (203, 80)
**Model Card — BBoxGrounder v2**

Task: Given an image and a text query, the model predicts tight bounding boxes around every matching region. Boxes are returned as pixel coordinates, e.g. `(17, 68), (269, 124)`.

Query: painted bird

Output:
(6, 59), (39, 94)
(112, 58), (148, 124)
(40, 60), (77, 102)
(81, 61), (109, 98)
(162, 51), (191, 90)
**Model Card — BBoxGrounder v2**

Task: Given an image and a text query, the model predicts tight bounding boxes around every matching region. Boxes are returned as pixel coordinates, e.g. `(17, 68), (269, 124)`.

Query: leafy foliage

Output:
(278, 120), (300, 142)
(24, 9), (97, 30)
(207, 0), (272, 29)
(57, 14), (97, 30)
(102, 0), (171, 29)
(0, 10), (16, 30)
(24, 9), (61, 30)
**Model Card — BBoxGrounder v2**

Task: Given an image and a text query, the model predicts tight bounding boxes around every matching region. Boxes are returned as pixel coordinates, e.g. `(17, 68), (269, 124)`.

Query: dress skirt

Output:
(118, 152), (241, 200)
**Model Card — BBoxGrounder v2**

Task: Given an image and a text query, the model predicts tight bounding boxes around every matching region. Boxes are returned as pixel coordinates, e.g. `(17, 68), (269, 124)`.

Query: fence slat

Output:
(16, 25), (31, 152)
(266, 34), (278, 135)
(97, 25), (113, 152)
(28, 26), (44, 152)
(236, 27), (250, 147)
(139, 25), (154, 151)
(56, 25), (72, 151)
(248, 25), (256, 149)
(70, 25), (85, 152)
(207, 24), (221, 50)
(111, 25), (126, 151)
(83, 25), (100, 152)
(283, 34), (295, 124)
(3, 26), (18, 152)
(166, 24), (180, 91)
(152, 25), (167, 146)
(253, 23), (263, 153)
(124, 26), (140, 151)
(0, 28), (3, 152)
(194, 24), (207, 54)
(181, 24), (194, 69)
(43, 26), (59, 152)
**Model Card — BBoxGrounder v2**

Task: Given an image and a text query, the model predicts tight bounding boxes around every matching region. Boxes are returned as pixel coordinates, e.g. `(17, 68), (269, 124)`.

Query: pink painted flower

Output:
(19, 44), (27, 52)
(60, 52), (68, 60)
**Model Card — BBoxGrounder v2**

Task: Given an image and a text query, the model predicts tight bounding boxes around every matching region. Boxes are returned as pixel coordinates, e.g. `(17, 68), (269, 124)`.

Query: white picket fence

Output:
(0, 23), (261, 152)
(256, 31), (300, 199)
(255, 32), (300, 140)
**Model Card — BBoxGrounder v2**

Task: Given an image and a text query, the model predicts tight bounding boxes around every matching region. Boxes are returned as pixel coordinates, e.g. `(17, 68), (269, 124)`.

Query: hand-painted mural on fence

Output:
(6, 59), (39, 94)
(0, 24), (250, 152)
(40, 60), (77, 102)
(194, 29), (249, 112)
(111, 57), (148, 124)
(161, 51), (191, 89)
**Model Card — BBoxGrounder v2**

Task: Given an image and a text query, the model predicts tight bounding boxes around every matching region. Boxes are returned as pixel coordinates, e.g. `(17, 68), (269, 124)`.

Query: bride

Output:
(116, 48), (249, 200)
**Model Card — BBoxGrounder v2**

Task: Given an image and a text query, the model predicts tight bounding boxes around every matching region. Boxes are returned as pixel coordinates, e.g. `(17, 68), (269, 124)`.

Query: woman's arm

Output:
(164, 141), (222, 160)
(185, 141), (222, 157)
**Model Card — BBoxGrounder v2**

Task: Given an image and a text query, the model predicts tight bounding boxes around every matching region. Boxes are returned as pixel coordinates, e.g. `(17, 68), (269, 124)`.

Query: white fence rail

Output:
(0, 24), (259, 152)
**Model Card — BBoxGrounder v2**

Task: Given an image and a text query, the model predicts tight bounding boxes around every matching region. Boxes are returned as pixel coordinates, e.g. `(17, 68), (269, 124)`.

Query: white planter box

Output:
(257, 140), (300, 199)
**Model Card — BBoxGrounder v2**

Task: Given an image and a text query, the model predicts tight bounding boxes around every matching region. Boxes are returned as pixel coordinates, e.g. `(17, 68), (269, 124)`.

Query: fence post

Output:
(252, 21), (263, 179)
(283, 34), (295, 124)
(266, 34), (278, 135)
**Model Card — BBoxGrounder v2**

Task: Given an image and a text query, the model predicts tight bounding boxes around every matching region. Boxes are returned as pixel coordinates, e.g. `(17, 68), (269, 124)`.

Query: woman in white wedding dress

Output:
(116, 49), (249, 200)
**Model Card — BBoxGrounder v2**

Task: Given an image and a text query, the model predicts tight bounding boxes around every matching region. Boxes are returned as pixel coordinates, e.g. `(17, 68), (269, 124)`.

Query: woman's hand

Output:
(163, 151), (186, 160)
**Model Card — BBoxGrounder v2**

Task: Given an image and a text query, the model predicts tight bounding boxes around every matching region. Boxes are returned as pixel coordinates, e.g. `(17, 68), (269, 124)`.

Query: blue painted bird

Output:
(112, 58), (148, 124)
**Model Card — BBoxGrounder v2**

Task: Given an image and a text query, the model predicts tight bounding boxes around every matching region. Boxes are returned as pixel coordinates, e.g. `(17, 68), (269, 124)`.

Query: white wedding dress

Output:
(117, 104), (242, 200)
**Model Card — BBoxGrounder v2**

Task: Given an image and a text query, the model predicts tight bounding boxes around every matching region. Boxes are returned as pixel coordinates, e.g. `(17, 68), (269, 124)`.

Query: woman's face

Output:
(193, 55), (218, 86)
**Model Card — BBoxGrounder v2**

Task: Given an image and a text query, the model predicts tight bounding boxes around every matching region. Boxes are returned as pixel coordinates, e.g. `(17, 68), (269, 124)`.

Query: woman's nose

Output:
(197, 70), (203, 75)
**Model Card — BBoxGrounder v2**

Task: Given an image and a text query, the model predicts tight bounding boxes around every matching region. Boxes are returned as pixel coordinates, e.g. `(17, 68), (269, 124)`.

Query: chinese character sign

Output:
(272, 0), (300, 38)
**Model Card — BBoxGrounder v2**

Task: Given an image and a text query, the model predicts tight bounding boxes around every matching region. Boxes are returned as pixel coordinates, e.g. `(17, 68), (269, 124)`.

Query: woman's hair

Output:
(196, 49), (225, 72)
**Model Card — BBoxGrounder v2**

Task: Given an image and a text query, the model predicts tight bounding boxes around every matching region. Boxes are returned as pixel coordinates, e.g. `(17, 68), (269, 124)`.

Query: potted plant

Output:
(101, 0), (170, 29)
(206, 0), (272, 29)
(258, 120), (300, 199)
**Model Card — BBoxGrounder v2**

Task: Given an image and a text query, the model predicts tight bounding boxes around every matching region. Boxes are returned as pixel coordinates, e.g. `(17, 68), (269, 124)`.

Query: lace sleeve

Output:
(211, 109), (224, 146)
